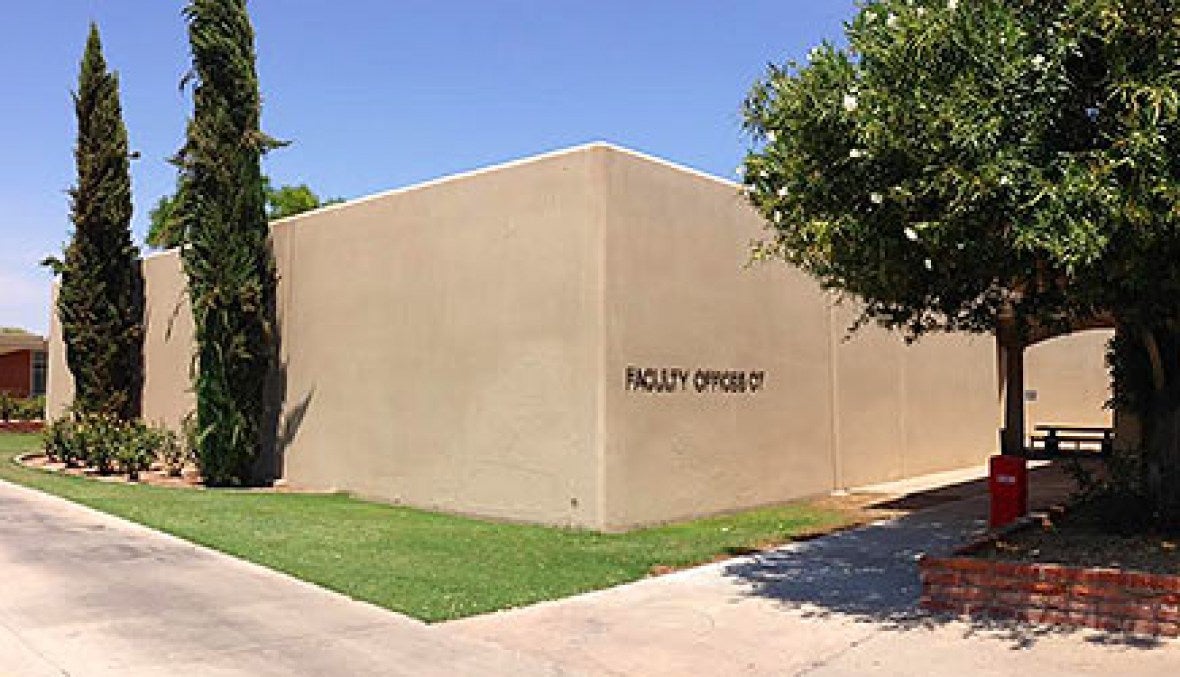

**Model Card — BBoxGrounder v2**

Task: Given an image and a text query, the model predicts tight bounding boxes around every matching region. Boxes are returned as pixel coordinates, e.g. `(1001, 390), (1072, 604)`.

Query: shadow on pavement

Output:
(722, 465), (1169, 651)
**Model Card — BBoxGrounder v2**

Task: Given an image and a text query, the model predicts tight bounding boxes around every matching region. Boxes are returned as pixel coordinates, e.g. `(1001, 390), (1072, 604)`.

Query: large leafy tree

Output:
(263, 179), (343, 220)
(146, 178), (340, 249)
(176, 0), (279, 486)
(57, 24), (143, 420)
(741, 1), (1178, 523)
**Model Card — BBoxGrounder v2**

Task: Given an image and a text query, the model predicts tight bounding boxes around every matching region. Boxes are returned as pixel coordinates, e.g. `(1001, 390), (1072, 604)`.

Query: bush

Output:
(155, 426), (190, 478)
(39, 413), (181, 481)
(16, 396), (46, 421)
(42, 418), (78, 466)
(0, 393), (42, 421)
(1066, 449), (1155, 534)
(117, 422), (158, 482)
(73, 412), (122, 475)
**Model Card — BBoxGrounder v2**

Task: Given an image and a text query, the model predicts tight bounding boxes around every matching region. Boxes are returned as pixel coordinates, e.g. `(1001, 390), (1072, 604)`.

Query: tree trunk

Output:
(1000, 342), (1026, 455)
(1143, 405), (1180, 528)
(997, 312), (1026, 456)
(1136, 328), (1180, 528)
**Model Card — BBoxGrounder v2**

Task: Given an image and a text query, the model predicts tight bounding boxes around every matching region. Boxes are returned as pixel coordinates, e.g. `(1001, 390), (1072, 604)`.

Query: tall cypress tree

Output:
(177, 0), (278, 486)
(58, 23), (143, 420)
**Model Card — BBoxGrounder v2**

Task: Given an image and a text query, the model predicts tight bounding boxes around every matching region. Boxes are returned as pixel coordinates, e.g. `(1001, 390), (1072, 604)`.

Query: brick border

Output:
(919, 525), (1180, 637)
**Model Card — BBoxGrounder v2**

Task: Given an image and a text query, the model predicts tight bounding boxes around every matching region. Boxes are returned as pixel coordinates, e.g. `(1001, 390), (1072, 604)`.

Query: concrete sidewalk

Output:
(446, 464), (1180, 676)
(0, 480), (571, 677)
(4, 462), (1177, 676)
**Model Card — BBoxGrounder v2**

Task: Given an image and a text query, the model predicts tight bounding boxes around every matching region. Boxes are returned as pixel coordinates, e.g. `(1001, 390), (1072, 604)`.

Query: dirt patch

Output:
(810, 490), (943, 522)
(978, 504), (1180, 575)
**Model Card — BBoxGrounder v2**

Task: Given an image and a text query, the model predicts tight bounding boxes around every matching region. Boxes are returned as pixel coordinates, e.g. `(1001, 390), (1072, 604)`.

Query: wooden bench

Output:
(1026, 425), (1113, 459)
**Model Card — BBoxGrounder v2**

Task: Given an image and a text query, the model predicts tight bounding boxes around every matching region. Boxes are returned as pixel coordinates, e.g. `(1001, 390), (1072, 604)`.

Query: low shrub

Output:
(73, 413), (123, 475)
(117, 422), (158, 482)
(38, 413), (182, 481)
(18, 396), (45, 421)
(155, 427), (190, 478)
(1066, 449), (1155, 534)
(0, 394), (44, 421)
(42, 418), (78, 466)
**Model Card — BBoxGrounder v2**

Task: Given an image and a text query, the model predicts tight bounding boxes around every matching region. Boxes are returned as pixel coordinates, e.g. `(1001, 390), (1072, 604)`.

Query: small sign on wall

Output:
(625, 366), (767, 395)
(1025, 389), (1038, 402)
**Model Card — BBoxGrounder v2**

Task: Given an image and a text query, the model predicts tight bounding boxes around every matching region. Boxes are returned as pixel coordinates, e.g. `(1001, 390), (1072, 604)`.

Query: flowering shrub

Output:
(72, 412), (122, 474)
(155, 426), (191, 478)
(42, 418), (80, 466)
(40, 413), (187, 481)
(0, 394), (44, 421)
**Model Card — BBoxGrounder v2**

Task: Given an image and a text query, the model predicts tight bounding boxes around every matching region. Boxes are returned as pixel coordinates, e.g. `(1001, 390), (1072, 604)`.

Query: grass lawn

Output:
(0, 433), (851, 622)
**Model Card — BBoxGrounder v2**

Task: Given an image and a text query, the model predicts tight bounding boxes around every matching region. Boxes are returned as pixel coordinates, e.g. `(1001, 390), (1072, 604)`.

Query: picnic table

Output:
(1025, 424), (1113, 459)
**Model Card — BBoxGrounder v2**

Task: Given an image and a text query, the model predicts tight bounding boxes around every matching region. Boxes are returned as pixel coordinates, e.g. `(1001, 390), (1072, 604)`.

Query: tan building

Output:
(46, 143), (1112, 530)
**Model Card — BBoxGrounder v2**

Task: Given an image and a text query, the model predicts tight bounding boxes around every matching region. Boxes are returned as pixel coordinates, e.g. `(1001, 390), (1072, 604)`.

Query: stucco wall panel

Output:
(600, 149), (835, 529)
(140, 252), (197, 431)
(830, 312), (907, 488)
(833, 317), (1010, 487)
(900, 333), (999, 477)
(45, 287), (73, 419)
(1025, 330), (1113, 431)
(276, 149), (603, 527)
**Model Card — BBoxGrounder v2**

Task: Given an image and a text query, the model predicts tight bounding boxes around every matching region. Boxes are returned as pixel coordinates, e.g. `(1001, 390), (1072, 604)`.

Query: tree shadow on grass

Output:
(722, 495), (1169, 651)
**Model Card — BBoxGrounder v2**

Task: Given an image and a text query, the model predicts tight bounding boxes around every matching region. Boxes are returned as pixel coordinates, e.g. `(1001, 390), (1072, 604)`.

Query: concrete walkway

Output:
(4, 464), (1178, 676)
(446, 465), (1180, 676)
(0, 480), (571, 676)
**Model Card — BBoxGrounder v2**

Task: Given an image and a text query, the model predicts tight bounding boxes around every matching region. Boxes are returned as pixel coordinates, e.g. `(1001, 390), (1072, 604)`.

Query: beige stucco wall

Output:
(274, 148), (605, 528)
(594, 148), (1022, 528)
(599, 148), (836, 529)
(140, 252), (197, 431)
(45, 287), (73, 420)
(1025, 329), (1113, 431)
(830, 309), (1000, 489)
(43, 143), (1116, 530)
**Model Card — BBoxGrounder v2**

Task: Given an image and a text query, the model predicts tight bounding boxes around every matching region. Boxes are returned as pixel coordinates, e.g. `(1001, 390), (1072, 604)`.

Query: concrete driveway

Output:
(0, 480), (570, 676)
(446, 467), (1180, 676)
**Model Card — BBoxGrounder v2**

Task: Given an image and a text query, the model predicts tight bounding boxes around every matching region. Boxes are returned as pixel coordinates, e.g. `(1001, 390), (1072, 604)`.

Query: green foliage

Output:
(264, 179), (337, 220)
(145, 184), (187, 249)
(742, 0), (1176, 339)
(56, 23), (144, 420)
(42, 418), (79, 466)
(146, 178), (337, 249)
(1065, 452), (1155, 534)
(116, 422), (160, 482)
(72, 411), (123, 475)
(176, 0), (279, 486)
(743, 0), (1179, 525)
(41, 414), (179, 481)
(155, 425), (191, 477)
(0, 394), (44, 421)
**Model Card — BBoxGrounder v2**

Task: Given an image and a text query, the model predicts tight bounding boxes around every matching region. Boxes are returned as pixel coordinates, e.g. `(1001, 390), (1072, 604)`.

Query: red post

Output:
(989, 455), (1028, 528)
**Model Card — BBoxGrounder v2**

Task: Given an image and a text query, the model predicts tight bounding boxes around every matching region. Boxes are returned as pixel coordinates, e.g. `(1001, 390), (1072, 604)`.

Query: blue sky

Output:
(0, 1), (856, 333)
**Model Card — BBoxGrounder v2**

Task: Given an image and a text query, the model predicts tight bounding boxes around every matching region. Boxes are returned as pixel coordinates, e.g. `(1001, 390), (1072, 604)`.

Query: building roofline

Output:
(144, 141), (739, 256)
(269, 141), (739, 230)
